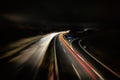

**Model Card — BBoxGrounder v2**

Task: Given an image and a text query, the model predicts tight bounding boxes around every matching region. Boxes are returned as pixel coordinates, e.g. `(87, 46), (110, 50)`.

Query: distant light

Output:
(66, 30), (70, 33)
(83, 45), (87, 49)
(84, 28), (88, 31)
(67, 34), (72, 40)
(80, 40), (82, 42)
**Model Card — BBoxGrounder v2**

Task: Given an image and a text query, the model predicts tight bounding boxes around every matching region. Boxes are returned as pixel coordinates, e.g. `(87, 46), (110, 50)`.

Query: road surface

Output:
(0, 32), (119, 80)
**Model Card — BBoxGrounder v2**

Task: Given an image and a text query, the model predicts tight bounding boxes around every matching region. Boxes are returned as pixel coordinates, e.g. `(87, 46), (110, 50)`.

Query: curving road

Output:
(0, 32), (119, 80)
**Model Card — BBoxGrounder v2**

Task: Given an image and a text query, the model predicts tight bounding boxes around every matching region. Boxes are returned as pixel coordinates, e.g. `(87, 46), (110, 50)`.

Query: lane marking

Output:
(76, 53), (104, 80)
(72, 63), (82, 80)
(54, 36), (60, 80)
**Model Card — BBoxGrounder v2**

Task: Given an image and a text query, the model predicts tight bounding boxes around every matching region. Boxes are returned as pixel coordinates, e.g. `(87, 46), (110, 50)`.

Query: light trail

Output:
(9, 33), (59, 69)
(78, 40), (120, 78)
(76, 53), (104, 80)
(0, 36), (40, 59)
(59, 33), (97, 80)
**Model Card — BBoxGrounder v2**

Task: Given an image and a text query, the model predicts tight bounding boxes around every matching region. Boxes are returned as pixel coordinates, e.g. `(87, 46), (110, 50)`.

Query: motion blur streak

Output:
(0, 36), (41, 59)
(0, 32), (60, 80)
(59, 34), (97, 80)
(9, 33), (59, 68)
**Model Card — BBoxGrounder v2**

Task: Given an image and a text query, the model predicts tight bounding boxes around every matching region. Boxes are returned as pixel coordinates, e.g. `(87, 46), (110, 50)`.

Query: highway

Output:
(0, 32), (119, 80)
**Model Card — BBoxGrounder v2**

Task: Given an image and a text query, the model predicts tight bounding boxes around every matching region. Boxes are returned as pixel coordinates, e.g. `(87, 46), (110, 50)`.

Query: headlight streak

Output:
(0, 38), (39, 59)
(0, 32), (61, 80)
(10, 33), (59, 66)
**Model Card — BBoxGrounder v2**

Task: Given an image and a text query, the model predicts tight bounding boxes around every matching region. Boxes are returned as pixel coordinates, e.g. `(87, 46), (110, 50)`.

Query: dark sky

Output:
(0, 1), (120, 25)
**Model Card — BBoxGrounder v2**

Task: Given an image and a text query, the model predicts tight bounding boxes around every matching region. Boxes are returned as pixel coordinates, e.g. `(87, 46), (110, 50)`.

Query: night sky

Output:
(1, 1), (120, 25)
